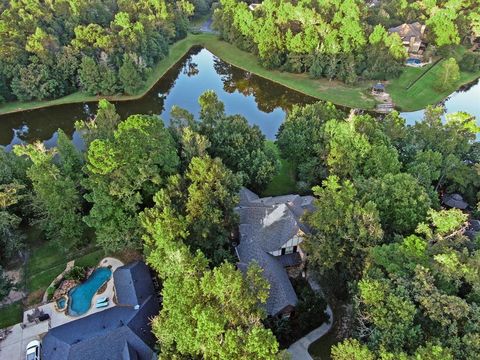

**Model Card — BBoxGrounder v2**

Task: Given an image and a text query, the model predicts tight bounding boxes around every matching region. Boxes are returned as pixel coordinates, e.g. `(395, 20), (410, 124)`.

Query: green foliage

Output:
(141, 186), (279, 359)
(64, 266), (86, 281)
(277, 102), (346, 186)
(304, 176), (383, 283)
(75, 99), (121, 147)
(14, 140), (84, 251)
(0, 0), (188, 101)
(0, 183), (26, 264)
(435, 58), (460, 92)
(361, 173), (431, 235)
(0, 266), (13, 301)
(83, 114), (179, 251)
(119, 55), (144, 95)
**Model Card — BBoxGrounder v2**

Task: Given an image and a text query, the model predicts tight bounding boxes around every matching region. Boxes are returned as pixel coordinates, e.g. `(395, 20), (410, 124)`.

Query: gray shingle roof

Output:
(42, 261), (159, 360)
(235, 188), (313, 316)
(114, 261), (155, 306)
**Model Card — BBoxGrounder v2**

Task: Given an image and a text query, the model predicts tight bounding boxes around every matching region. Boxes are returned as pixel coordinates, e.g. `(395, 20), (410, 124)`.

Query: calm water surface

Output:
(0, 47), (313, 149)
(0, 47), (478, 150)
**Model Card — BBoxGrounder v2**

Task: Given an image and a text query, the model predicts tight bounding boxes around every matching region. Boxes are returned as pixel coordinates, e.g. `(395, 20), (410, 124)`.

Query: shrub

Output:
(64, 266), (86, 281)
(459, 52), (480, 73)
(47, 286), (55, 301)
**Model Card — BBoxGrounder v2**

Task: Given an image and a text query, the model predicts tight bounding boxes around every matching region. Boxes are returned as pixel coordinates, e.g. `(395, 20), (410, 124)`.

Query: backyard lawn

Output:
(262, 142), (297, 197)
(388, 58), (480, 111)
(0, 302), (23, 329)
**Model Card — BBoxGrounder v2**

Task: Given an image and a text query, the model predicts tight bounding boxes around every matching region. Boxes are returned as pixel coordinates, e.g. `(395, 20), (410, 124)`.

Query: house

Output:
(388, 22), (427, 55)
(235, 188), (314, 317)
(41, 261), (160, 360)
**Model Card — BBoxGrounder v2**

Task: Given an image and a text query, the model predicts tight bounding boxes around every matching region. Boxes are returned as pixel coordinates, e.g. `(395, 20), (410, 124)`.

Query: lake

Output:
(0, 47), (478, 151)
(0, 47), (314, 150)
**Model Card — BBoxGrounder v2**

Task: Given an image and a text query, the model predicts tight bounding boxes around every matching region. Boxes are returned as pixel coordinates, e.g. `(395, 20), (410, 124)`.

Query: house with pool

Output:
(41, 261), (160, 360)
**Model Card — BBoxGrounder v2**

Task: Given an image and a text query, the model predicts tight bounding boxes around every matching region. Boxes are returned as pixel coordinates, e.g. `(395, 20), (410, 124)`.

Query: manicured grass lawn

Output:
(388, 59), (480, 111)
(262, 142), (297, 196)
(195, 34), (376, 110)
(0, 302), (23, 329)
(75, 249), (106, 268)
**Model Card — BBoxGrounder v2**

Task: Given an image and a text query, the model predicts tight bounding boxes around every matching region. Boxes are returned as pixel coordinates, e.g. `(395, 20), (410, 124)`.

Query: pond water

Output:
(400, 79), (480, 125)
(0, 47), (314, 149)
(68, 267), (112, 316)
(0, 47), (478, 149)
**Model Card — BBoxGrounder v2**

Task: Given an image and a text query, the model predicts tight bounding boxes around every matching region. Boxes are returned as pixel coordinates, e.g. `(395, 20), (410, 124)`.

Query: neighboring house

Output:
(388, 22), (427, 56)
(235, 188), (314, 317)
(42, 261), (160, 360)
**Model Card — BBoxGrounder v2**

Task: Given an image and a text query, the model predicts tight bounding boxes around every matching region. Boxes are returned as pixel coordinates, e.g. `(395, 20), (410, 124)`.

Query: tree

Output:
(435, 58), (460, 92)
(304, 176), (383, 284)
(78, 57), (102, 95)
(361, 173), (431, 235)
(277, 102), (345, 186)
(83, 114), (179, 251)
(331, 339), (375, 360)
(119, 55), (144, 95)
(141, 193), (279, 359)
(0, 183), (25, 264)
(0, 266), (13, 301)
(141, 156), (241, 265)
(14, 142), (84, 250)
(75, 99), (121, 146)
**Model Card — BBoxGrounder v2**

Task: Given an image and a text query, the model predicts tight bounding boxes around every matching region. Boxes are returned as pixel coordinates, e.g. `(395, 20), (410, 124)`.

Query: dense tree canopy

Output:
(0, 0), (196, 101)
(83, 114), (179, 251)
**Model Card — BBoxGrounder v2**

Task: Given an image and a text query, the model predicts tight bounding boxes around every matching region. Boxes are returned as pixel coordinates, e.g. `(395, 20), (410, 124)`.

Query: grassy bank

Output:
(388, 59), (480, 111)
(0, 34), (208, 115)
(0, 33), (376, 116)
(1, 32), (478, 116)
(261, 142), (296, 197)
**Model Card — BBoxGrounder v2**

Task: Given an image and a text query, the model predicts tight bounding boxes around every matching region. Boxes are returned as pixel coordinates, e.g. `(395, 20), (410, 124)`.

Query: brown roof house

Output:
(388, 22), (427, 55)
(235, 188), (314, 317)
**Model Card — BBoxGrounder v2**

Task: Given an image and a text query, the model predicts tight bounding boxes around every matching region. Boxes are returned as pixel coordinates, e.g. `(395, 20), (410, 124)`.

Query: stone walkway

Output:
(42, 260), (75, 303)
(288, 306), (334, 360)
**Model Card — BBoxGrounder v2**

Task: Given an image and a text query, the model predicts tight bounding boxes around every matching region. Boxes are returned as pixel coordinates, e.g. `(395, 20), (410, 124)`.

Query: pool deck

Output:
(0, 257), (124, 360)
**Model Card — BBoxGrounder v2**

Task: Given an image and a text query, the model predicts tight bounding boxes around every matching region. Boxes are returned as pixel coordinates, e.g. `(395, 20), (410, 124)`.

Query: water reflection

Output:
(1, 47), (478, 149)
(400, 80), (480, 125)
(0, 47), (315, 148)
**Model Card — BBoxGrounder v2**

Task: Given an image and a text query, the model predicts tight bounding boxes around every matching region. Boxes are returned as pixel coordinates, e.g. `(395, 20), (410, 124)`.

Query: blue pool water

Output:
(56, 297), (66, 310)
(68, 267), (112, 316)
(406, 58), (421, 65)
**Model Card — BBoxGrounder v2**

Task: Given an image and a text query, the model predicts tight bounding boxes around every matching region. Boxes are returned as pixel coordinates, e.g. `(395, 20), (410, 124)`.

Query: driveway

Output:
(288, 306), (334, 360)
(0, 322), (48, 360)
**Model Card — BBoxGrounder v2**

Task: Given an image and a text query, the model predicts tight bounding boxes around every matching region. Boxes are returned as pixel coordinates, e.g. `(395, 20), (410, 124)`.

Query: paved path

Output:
(288, 306), (334, 360)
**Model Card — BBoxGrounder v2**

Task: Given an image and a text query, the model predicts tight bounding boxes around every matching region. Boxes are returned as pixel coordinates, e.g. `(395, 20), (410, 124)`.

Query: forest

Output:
(0, 0), (212, 102)
(213, 0), (480, 83)
(1, 91), (479, 358)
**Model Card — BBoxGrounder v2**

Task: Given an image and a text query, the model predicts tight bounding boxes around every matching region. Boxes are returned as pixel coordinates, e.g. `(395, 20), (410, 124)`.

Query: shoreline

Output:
(0, 33), (479, 116)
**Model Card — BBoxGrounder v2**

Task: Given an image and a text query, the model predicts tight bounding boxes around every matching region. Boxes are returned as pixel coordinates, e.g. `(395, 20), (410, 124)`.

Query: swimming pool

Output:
(68, 267), (112, 316)
(406, 58), (421, 65)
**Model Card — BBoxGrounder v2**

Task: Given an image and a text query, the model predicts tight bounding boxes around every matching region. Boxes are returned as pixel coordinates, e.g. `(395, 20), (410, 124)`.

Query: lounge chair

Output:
(95, 301), (109, 308)
(96, 297), (108, 304)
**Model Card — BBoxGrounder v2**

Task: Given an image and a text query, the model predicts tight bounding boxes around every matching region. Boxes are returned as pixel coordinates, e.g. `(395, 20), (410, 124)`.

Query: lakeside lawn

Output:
(1, 32), (478, 116)
(388, 59), (480, 111)
(0, 33), (376, 116)
(261, 142), (297, 197)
